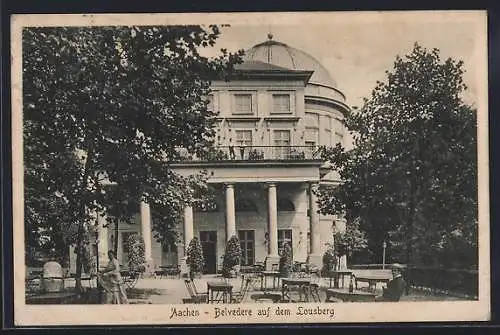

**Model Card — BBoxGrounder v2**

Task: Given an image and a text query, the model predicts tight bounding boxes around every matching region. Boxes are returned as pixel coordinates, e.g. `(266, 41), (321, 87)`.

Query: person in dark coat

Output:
(377, 263), (406, 302)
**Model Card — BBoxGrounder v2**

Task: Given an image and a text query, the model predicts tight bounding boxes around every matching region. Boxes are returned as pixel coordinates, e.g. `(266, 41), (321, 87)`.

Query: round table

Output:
(325, 288), (377, 302)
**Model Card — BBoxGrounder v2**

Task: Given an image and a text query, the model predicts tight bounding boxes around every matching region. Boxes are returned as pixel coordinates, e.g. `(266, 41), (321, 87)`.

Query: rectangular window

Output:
(305, 141), (316, 159)
(304, 113), (319, 128)
(238, 230), (255, 266)
(305, 128), (319, 144)
(278, 229), (293, 259)
(235, 130), (253, 147)
(273, 130), (291, 159)
(162, 240), (177, 253)
(272, 94), (291, 114)
(233, 94), (253, 115)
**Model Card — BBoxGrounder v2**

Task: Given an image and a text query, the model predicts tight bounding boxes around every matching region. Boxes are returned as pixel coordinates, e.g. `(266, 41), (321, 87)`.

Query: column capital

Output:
(224, 183), (235, 189)
(308, 181), (320, 192)
(266, 182), (277, 188)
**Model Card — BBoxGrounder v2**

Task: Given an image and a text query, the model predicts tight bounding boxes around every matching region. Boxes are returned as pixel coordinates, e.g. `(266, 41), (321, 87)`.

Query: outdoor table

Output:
(281, 278), (313, 302)
(260, 271), (281, 291)
(25, 291), (78, 304)
(325, 288), (377, 302)
(327, 271), (353, 288)
(355, 275), (391, 292)
(206, 281), (233, 304)
(250, 292), (282, 303)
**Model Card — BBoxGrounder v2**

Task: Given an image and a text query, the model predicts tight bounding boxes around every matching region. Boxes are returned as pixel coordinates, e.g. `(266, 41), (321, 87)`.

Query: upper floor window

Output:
(235, 130), (252, 147)
(233, 94), (253, 115)
(272, 94), (291, 114)
(304, 112), (319, 128)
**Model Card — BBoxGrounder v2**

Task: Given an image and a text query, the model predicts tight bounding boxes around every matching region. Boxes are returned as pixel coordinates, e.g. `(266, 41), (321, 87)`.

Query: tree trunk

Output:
(114, 221), (119, 255)
(74, 139), (95, 293)
(75, 226), (83, 292)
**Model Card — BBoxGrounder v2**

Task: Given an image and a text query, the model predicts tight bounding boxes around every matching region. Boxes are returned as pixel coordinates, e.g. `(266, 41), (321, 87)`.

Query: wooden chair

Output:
(183, 279), (207, 304)
(231, 277), (252, 303)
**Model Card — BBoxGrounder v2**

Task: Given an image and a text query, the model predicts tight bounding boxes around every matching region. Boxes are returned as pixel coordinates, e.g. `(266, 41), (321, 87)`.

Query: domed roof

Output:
(244, 35), (337, 88)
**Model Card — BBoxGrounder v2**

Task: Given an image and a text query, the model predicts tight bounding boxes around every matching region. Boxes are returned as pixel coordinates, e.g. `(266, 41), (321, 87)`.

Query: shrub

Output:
(126, 233), (146, 273)
(279, 242), (293, 278)
(186, 237), (205, 279)
(322, 244), (337, 276)
(222, 235), (242, 278)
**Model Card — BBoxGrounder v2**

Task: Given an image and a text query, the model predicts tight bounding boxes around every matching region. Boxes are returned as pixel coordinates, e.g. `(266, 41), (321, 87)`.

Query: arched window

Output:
(277, 198), (295, 211)
(235, 199), (258, 212)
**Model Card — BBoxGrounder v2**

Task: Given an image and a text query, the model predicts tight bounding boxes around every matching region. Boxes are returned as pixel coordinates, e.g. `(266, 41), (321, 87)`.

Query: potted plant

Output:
(222, 235), (242, 278)
(186, 237), (205, 280)
(279, 242), (293, 278)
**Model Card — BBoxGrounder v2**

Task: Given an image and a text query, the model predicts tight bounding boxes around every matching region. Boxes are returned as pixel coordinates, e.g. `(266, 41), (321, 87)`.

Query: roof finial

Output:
(267, 32), (273, 40)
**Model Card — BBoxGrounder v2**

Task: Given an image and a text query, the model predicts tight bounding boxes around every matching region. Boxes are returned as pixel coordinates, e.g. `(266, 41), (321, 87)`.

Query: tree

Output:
(23, 25), (243, 290)
(334, 219), (368, 263)
(222, 235), (242, 278)
(186, 237), (205, 279)
(318, 43), (477, 269)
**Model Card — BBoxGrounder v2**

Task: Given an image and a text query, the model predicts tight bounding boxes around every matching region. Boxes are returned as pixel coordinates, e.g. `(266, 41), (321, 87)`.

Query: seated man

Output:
(376, 263), (406, 302)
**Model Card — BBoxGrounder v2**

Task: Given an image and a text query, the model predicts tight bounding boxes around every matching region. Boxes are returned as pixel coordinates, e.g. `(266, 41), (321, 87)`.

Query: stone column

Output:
(183, 205), (194, 254)
(97, 214), (108, 271)
(265, 182), (280, 270)
(308, 182), (322, 268)
(140, 201), (154, 272)
(180, 205), (194, 277)
(225, 183), (236, 241)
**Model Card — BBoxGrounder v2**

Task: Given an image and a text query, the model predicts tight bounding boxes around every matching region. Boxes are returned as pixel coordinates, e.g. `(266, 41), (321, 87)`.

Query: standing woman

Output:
(98, 250), (129, 304)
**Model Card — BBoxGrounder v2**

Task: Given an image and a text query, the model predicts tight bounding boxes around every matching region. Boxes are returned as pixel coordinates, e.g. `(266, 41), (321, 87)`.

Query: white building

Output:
(85, 35), (350, 275)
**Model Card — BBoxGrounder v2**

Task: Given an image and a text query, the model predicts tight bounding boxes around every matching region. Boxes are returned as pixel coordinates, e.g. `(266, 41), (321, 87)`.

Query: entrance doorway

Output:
(199, 231), (217, 274)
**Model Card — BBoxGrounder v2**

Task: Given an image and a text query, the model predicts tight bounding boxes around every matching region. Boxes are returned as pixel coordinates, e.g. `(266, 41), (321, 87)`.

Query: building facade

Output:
(81, 36), (350, 275)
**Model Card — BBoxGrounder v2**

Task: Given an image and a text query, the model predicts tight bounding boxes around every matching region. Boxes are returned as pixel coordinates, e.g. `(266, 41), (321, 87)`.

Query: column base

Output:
(307, 254), (322, 269)
(179, 257), (190, 278)
(264, 255), (281, 271)
(142, 259), (155, 278)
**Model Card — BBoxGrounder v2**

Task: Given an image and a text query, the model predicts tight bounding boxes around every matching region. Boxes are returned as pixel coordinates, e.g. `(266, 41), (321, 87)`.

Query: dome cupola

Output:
(244, 35), (337, 89)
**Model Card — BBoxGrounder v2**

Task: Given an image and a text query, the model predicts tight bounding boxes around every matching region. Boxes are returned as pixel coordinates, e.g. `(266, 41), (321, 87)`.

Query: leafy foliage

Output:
(186, 237), (205, 278)
(279, 242), (293, 277)
(317, 43), (477, 268)
(222, 235), (242, 277)
(23, 25), (243, 285)
(334, 219), (368, 259)
(126, 233), (146, 273)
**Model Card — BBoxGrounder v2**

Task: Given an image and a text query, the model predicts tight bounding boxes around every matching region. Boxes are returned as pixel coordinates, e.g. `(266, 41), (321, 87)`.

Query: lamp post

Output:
(382, 241), (387, 270)
(94, 231), (101, 302)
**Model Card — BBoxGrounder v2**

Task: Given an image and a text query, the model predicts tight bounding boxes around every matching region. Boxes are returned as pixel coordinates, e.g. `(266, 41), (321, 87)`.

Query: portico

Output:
(179, 179), (324, 274)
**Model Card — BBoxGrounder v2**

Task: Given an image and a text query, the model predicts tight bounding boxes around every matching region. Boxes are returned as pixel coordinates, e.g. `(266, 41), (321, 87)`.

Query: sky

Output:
(200, 12), (485, 109)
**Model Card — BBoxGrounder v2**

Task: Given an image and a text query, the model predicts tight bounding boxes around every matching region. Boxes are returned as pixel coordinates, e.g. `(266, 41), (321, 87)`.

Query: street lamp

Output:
(382, 241), (387, 270)
(94, 231), (101, 302)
